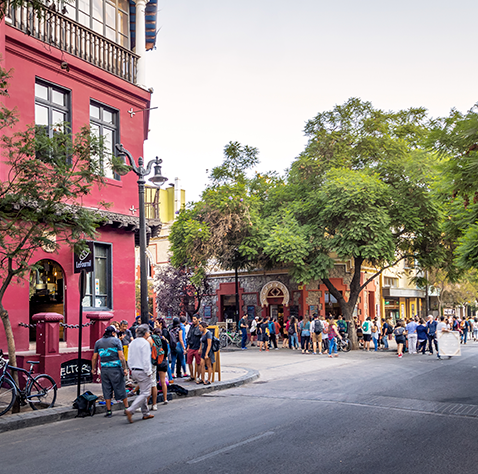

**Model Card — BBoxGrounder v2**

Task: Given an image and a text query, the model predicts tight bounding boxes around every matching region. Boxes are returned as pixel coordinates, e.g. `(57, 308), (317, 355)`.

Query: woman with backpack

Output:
(299, 315), (311, 353)
(157, 318), (173, 383)
(151, 328), (169, 407)
(198, 321), (215, 384)
(394, 320), (407, 358)
(288, 316), (299, 350)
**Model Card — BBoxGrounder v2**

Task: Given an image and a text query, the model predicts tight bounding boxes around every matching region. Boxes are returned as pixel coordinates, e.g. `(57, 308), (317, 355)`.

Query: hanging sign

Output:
(74, 242), (94, 274)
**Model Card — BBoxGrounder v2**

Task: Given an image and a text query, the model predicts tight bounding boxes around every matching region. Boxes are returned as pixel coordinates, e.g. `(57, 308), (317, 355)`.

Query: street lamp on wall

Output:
(115, 143), (167, 324)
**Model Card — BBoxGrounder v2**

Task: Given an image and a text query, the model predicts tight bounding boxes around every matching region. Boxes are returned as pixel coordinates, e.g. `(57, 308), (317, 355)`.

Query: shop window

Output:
(82, 243), (112, 310)
(35, 79), (70, 138)
(90, 101), (119, 180)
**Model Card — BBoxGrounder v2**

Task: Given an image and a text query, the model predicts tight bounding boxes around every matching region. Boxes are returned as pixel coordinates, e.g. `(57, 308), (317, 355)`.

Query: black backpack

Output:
(73, 391), (98, 417)
(211, 335), (220, 353)
(314, 320), (323, 334)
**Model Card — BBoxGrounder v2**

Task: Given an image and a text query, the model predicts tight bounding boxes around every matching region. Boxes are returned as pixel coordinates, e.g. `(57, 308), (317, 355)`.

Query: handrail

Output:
(7, 5), (139, 84)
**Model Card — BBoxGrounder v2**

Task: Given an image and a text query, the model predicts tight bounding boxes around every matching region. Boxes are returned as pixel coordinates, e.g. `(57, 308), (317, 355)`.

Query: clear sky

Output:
(143, 0), (478, 201)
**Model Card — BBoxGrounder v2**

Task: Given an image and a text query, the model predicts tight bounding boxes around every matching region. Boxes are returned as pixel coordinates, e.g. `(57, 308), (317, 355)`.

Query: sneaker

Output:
(398, 354), (403, 358)
(313, 352), (317, 355)
(104, 410), (112, 418)
(151, 404), (158, 411)
(275, 348), (279, 350)
(163, 400), (169, 405)
(135, 408), (142, 413)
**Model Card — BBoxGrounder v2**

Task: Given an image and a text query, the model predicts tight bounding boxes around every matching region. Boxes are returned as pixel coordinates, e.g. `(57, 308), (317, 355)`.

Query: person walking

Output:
(426, 315), (438, 355)
(239, 314), (249, 350)
(125, 324), (154, 424)
(311, 314), (323, 355)
(118, 320), (133, 360)
(327, 317), (342, 358)
(394, 320), (407, 358)
(362, 317), (372, 351)
(436, 315), (450, 359)
(259, 317), (270, 351)
(91, 325), (129, 418)
(406, 318), (418, 354)
(461, 317), (470, 345)
(186, 316), (202, 381)
(299, 316), (311, 353)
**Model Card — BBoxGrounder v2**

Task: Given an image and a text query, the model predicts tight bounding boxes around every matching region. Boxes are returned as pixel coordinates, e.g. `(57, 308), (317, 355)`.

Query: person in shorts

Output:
(186, 316), (202, 381)
(91, 325), (129, 418)
(311, 314), (323, 355)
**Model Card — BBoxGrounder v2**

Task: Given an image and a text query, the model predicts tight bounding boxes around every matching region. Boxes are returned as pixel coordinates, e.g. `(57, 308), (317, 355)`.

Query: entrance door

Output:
(29, 260), (65, 341)
(221, 294), (237, 323)
(270, 304), (284, 332)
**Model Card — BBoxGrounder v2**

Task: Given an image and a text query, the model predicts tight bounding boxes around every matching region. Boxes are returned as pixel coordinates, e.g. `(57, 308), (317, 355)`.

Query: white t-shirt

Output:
(437, 322), (447, 333)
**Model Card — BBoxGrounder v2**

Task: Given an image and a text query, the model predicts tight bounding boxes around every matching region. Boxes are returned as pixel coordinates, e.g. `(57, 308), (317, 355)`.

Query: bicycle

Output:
(219, 329), (245, 348)
(0, 349), (58, 416)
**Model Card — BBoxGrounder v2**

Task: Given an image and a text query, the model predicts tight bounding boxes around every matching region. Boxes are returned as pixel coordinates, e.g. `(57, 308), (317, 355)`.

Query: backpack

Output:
(169, 327), (179, 352)
(73, 391), (98, 418)
(313, 320), (323, 334)
(211, 335), (221, 353)
(151, 335), (165, 366)
(269, 321), (275, 335)
(288, 323), (295, 335)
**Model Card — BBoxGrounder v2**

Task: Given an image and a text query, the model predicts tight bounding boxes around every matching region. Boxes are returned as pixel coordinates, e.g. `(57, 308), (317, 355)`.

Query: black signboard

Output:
(73, 241), (94, 274)
(61, 358), (93, 386)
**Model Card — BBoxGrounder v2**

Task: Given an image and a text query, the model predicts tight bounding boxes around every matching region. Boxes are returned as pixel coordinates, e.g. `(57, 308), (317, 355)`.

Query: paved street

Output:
(2, 345), (478, 474)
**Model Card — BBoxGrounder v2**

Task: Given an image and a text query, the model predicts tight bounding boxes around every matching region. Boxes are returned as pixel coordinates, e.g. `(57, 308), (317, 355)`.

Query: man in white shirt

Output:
(125, 324), (154, 423)
(436, 316), (449, 360)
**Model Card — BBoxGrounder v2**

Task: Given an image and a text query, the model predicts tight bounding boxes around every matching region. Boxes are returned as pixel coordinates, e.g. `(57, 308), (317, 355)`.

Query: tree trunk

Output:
(0, 304), (20, 413)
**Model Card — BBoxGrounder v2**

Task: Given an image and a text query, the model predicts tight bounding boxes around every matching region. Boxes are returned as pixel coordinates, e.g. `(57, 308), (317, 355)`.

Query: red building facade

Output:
(0, 3), (158, 384)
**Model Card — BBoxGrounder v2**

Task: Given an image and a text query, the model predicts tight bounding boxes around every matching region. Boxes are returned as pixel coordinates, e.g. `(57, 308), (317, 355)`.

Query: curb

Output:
(0, 367), (259, 434)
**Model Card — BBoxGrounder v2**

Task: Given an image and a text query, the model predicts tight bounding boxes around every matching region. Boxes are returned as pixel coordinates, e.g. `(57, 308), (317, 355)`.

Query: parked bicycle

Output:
(0, 349), (57, 416)
(337, 334), (351, 352)
(219, 329), (245, 348)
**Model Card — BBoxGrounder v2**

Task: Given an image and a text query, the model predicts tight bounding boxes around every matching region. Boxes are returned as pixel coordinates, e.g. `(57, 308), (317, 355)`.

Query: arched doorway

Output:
(29, 259), (65, 342)
(260, 281), (290, 329)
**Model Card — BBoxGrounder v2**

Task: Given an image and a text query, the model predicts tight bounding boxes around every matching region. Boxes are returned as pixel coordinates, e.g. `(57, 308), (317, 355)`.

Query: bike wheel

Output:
(341, 339), (351, 352)
(27, 374), (57, 410)
(219, 334), (228, 348)
(0, 377), (16, 416)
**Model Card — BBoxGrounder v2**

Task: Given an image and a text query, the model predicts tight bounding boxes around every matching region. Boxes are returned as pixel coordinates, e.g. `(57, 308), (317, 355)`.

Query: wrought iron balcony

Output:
(7, 5), (138, 84)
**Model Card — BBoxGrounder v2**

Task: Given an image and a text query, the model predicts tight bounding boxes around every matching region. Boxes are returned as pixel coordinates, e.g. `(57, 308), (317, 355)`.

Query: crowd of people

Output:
(92, 312), (477, 422)
(91, 315), (217, 423)
(241, 313), (348, 357)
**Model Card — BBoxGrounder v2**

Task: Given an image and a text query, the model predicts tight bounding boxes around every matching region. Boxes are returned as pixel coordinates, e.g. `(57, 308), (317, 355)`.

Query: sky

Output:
(143, 0), (478, 201)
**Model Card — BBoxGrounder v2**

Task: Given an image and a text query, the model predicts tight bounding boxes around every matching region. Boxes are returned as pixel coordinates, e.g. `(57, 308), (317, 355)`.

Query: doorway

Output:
(221, 294), (237, 322)
(29, 259), (65, 341)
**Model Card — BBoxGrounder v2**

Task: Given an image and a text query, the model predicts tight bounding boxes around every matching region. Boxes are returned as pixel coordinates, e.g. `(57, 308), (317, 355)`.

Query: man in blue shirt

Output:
(406, 318), (418, 354)
(426, 315), (438, 355)
(91, 325), (129, 418)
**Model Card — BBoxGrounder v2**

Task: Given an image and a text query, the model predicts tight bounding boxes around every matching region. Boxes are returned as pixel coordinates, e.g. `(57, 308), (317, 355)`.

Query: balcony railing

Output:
(7, 5), (138, 84)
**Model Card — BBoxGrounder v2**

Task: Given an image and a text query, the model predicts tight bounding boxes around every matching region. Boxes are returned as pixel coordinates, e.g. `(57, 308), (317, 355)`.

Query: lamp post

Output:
(115, 143), (167, 324)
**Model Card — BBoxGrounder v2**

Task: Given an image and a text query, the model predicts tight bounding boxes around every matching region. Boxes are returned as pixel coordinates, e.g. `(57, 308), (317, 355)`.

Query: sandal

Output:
(204, 381), (211, 385)
(196, 379), (203, 385)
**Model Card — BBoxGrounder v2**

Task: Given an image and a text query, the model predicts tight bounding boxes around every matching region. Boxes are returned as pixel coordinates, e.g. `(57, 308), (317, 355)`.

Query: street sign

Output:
(73, 241), (94, 274)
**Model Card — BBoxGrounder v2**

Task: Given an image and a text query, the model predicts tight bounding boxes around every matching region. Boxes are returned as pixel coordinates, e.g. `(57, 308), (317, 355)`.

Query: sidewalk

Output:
(0, 363), (259, 433)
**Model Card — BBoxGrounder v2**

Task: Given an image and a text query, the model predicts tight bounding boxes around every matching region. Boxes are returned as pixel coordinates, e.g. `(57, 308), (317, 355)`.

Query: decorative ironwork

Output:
(7, 5), (138, 84)
(19, 321), (95, 328)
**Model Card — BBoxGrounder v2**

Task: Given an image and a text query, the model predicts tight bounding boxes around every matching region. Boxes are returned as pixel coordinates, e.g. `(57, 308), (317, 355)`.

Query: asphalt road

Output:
(2, 345), (478, 474)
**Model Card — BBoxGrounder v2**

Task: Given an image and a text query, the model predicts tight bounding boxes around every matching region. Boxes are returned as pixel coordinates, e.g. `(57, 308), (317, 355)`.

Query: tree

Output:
(153, 265), (211, 320)
(169, 141), (272, 280)
(0, 68), (110, 371)
(427, 105), (478, 272)
(262, 99), (443, 346)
